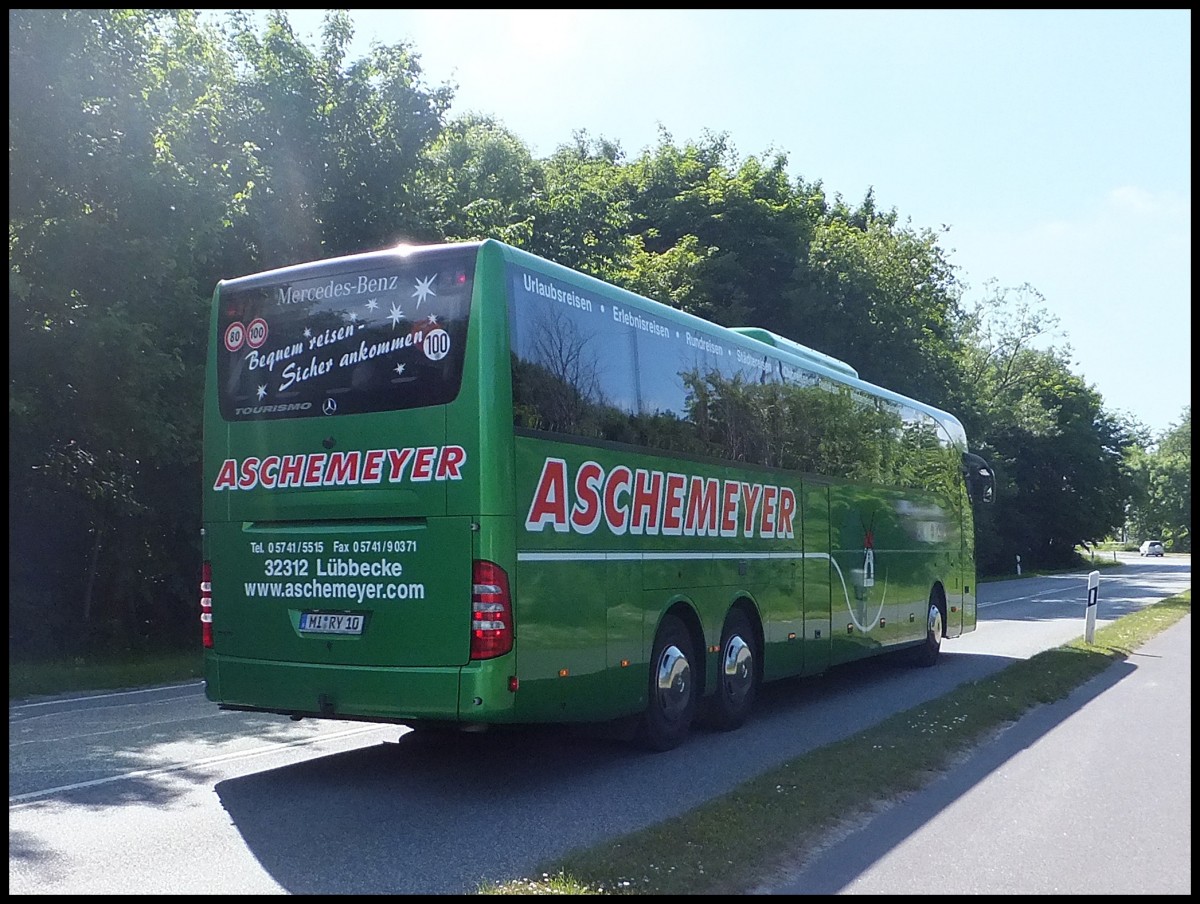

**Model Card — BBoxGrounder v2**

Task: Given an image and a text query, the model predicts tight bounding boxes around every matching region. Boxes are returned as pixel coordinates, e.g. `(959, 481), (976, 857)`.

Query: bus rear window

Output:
(216, 251), (474, 420)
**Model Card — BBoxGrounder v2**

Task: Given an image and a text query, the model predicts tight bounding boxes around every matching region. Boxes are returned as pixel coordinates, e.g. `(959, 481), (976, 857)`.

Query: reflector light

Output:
(200, 561), (213, 649)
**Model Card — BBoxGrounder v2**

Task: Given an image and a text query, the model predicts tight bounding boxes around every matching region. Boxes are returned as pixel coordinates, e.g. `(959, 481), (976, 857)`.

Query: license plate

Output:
(298, 612), (364, 635)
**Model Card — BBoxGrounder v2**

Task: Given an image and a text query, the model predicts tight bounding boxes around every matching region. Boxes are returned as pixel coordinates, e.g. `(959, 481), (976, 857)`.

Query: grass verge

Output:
(477, 590), (1191, 895)
(9, 648), (204, 701)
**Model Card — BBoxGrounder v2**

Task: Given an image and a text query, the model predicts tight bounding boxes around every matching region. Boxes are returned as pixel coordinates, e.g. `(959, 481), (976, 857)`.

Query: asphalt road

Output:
(9, 554), (1190, 894)
(760, 610), (1192, 895)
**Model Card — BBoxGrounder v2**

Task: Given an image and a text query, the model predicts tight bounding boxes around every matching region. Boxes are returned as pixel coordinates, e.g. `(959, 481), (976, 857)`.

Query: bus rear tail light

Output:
(200, 561), (213, 649)
(471, 560), (513, 660)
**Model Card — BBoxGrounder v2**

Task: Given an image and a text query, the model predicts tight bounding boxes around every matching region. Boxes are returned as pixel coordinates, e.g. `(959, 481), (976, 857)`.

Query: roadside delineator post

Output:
(1085, 570), (1100, 644)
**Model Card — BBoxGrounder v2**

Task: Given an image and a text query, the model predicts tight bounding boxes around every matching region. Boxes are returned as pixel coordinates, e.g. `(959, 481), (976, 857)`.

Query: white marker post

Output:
(1085, 570), (1100, 644)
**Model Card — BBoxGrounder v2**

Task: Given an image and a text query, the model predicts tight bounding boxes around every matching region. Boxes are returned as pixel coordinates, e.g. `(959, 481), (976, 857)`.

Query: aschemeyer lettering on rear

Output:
(201, 239), (993, 752)
(211, 445), (466, 490)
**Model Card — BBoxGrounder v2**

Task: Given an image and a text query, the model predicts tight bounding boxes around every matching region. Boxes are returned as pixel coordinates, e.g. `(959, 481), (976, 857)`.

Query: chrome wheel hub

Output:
(927, 604), (943, 639)
(654, 644), (691, 719)
(722, 634), (753, 703)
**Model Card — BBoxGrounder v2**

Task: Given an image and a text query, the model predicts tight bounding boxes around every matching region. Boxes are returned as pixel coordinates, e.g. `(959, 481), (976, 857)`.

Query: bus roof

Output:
(217, 241), (486, 292)
(728, 327), (859, 379)
(490, 239), (970, 451)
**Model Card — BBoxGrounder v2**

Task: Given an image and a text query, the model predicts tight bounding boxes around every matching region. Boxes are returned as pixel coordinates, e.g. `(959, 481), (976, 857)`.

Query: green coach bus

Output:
(201, 238), (994, 751)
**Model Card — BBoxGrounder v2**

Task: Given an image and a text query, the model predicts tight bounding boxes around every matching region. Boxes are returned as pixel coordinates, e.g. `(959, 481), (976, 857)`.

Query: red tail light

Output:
(200, 561), (213, 649)
(471, 560), (513, 660)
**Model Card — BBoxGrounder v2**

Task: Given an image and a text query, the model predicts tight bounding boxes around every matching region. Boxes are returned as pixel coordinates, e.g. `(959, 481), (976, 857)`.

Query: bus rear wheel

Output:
(705, 608), (759, 732)
(637, 614), (697, 752)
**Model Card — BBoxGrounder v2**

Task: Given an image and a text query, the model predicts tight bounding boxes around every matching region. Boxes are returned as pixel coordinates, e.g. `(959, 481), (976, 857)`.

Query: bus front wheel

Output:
(638, 614), (697, 752)
(705, 608), (759, 731)
(912, 596), (943, 668)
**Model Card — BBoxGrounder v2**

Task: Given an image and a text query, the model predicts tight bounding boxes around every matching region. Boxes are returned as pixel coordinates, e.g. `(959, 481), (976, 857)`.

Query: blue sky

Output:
(242, 9), (1190, 437)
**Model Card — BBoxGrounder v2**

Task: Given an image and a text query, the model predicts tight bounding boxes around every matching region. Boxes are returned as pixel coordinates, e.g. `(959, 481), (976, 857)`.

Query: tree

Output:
(1127, 407), (1191, 551)
(620, 130), (822, 329)
(316, 15), (454, 250)
(10, 9), (250, 654)
(218, 9), (454, 259)
(954, 283), (1139, 572)
(791, 201), (967, 409)
(8, 9), (458, 657)
(419, 113), (540, 246)
(528, 130), (636, 280)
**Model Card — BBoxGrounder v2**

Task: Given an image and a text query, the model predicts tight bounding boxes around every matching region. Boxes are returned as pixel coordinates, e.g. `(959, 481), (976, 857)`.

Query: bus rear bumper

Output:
(204, 654), (517, 724)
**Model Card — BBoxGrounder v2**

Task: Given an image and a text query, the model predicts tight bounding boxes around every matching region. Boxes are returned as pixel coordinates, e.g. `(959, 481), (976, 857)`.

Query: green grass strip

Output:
(9, 649), (204, 700)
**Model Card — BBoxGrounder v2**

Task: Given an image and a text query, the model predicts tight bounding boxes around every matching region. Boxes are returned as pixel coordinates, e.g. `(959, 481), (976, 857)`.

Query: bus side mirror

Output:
(962, 453), (995, 505)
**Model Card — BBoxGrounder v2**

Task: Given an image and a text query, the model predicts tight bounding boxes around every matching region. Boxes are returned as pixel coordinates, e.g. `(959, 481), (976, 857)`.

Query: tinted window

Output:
(217, 249), (475, 420)
(508, 264), (956, 492)
(508, 266), (638, 441)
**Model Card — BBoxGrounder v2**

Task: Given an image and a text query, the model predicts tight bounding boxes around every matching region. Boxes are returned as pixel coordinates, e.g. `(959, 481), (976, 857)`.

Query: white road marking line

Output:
(9, 724), (390, 805)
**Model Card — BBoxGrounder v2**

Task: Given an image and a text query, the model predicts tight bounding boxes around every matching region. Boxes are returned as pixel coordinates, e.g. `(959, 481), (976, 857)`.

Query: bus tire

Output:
(637, 613), (698, 752)
(705, 608), (759, 732)
(912, 595), (943, 668)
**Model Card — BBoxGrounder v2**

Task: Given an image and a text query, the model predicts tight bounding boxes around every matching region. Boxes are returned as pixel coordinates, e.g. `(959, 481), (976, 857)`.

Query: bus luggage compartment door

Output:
(210, 517), (474, 668)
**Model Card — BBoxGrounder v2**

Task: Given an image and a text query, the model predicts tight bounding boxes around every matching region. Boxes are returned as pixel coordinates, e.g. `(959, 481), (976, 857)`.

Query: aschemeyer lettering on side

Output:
(525, 457), (797, 540)
(212, 445), (466, 491)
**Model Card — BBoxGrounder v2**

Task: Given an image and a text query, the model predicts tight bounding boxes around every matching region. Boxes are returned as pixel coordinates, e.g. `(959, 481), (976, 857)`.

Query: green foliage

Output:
(1126, 407), (1191, 551)
(318, 27), (455, 249)
(8, 9), (454, 659)
(528, 131), (638, 280)
(420, 113), (540, 246)
(219, 9), (453, 258)
(792, 210), (967, 409)
(950, 282), (1142, 572)
(621, 129), (817, 329)
(9, 9), (235, 657)
(10, 649), (205, 701)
